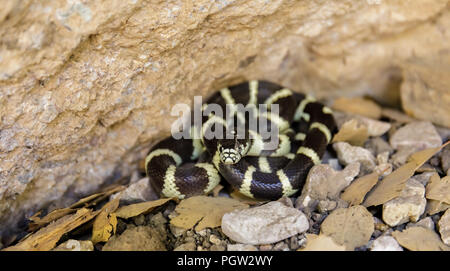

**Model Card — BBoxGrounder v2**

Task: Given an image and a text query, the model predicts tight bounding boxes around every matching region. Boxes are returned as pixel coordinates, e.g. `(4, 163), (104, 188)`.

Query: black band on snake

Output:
(145, 80), (337, 200)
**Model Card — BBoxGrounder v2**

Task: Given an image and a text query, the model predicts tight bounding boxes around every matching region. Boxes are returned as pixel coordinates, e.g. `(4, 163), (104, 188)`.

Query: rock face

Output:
(221, 201), (309, 245)
(1, 0), (450, 237)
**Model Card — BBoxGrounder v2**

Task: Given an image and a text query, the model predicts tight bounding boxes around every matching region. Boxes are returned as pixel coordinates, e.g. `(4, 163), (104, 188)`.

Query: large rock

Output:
(1, 0), (450, 238)
(221, 201), (309, 245)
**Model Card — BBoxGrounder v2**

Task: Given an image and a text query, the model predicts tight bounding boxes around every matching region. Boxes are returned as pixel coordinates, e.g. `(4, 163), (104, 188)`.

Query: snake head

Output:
(218, 138), (249, 165)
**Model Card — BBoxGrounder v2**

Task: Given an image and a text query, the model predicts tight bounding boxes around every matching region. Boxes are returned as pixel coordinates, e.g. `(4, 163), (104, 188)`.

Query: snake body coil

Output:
(145, 80), (336, 200)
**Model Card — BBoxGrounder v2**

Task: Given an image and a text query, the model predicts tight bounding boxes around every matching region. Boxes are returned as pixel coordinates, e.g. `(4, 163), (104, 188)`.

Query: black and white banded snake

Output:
(145, 80), (337, 200)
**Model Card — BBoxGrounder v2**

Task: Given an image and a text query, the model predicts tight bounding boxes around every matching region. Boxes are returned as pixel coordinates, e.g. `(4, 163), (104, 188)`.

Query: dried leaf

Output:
(392, 227), (450, 251)
(320, 205), (374, 250)
(381, 108), (416, 123)
(426, 200), (450, 215)
(230, 190), (268, 205)
(426, 174), (450, 204)
(341, 172), (380, 206)
(170, 196), (249, 231)
(92, 198), (120, 244)
(363, 142), (449, 207)
(332, 97), (382, 119)
(298, 234), (346, 251)
(27, 185), (125, 232)
(212, 184), (224, 197)
(3, 208), (99, 251)
(114, 198), (174, 219)
(28, 208), (76, 232)
(332, 119), (369, 146)
(70, 185), (125, 209)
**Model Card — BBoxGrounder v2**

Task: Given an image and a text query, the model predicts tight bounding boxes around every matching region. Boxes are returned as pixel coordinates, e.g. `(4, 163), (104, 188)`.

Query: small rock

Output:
(389, 121), (442, 150)
(227, 244), (258, 251)
(370, 236), (403, 251)
(375, 163), (393, 177)
(170, 224), (187, 238)
(440, 146), (450, 174)
(411, 172), (435, 187)
(149, 212), (167, 236)
(391, 146), (419, 167)
(333, 142), (376, 173)
(133, 214), (146, 226)
(296, 163), (360, 211)
(209, 234), (222, 246)
(102, 226), (166, 251)
(365, 137), (394, 156)
(202, 240), (211, 248)
(438, 209), (450, 246)
(289, 236), (300, 250)
(174, 242), (196, 251)
(53, 239), (94, 251)
(277, 196), (294, 208)
(221, 201), (309, 245)
(317, 200), (337, 213)
(374, 217), (389, 232)
(272, 241), (289, 251)
(407, 217), (435, 230)
(258, 244), (273, 251)
(209, 244), (226, 251)
(111, 177), (158, 204)
(382, 179), (426, 227)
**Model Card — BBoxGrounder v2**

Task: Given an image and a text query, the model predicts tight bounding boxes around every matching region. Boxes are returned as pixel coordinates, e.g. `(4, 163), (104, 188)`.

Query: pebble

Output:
(111, 177), (159, 203)
(209, 234), (222, 246)
(227, 244), (258, 251)
(53, 239), (94, 251)
(374, 217), (389, 232)
(133, 214), (146, 226)
(370, 236), (403, 251)
(440, 146), (450, 174)
(407, 217), (435, 230)
(170, 224), (187, 238)
(272, 241), (289, 251)
(221, 201), (309, 245)
(209, 244), (226, 251)
(333, 142), (376, 173)
(389, 121), (442, 150)
(102, 226), (166, 251)
(438, 209), (450, 246)
(173, 242), (196, 251)
(365, 137), (394, 156)
(390, 146), (418, 167)
(382, 179), (426, 227)
(410, 172), (435, 187)
(296, 163), (359, 212)
(258, 244), (273, 251)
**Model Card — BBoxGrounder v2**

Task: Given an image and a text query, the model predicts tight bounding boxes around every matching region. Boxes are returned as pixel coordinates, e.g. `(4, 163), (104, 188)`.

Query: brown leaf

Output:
(332, 97), (382, 119)
(230, 190), (268, 205)
(3, 208), (99, 251)
(170, 196), (249, 231)
(426, 200), (450, 215)
(27, 185), (125, 232)
(332, 119), (369, 146)
(114, 198), (174, 219)
(28, 208), (76, 232)
(381, 108), (416, 123)
(341, 172), (380, 206)
(363, 142), (449, 207)
(320, 205), (374, 250)
(212, 184), (224, 197)
(298, 234), (346, 251)
(426, 174), (450, 204)
(91, 198), (120, 244)
(392, 227), (450, 251)
(69, 185), (125, 209)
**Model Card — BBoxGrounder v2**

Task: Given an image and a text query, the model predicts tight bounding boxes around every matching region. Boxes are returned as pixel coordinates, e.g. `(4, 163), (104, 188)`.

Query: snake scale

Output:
(145, 80), (337, 200)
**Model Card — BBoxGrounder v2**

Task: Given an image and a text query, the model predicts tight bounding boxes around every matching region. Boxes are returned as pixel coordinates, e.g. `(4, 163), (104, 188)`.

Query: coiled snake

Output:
(145, 80), (336, 200)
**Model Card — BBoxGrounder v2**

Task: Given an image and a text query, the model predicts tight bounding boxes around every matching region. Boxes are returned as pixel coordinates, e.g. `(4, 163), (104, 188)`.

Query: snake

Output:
(145, 80), (336, 200)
